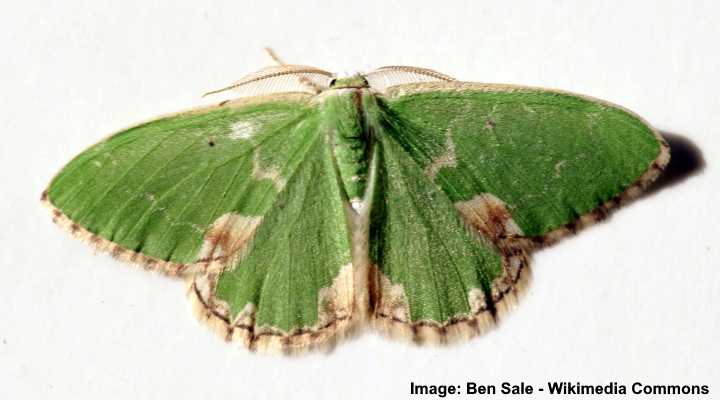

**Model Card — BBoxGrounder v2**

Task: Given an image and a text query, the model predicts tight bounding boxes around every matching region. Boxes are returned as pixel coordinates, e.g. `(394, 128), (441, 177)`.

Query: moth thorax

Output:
(322, 91), (370, 200)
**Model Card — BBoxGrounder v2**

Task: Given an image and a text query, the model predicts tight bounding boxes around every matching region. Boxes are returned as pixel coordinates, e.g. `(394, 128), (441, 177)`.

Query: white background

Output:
(2, 1), (718, 399)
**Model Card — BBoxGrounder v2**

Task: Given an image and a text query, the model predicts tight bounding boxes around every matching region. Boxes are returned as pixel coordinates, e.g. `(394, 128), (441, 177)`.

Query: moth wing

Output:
(382, 82), (670, 250)
(368, 128), (528, 344)
(44, 93), (319, 275)
(189, 132), (355, 353)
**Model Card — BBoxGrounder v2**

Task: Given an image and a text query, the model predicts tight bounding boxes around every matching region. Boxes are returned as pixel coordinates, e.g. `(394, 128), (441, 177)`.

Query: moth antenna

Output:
(363, 65), (456, 92)
(296, 75), (324, 94)
(202, 65), (332, 97)
(264, 47), (286, 66)
(264, 46), (324, 94)
(367, 66), (456, 81)
(202, 86), (229, 97)
(202, 84), (236, 97)
(203, 49), (327, 97)
(202, 47), (291, 97)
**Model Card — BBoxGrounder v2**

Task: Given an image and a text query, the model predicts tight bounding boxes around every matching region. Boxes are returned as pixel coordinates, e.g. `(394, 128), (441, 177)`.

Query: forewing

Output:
(382, 83), (669, 249)
(44, 93), (319, 274)
(364, 66), (455, 92)
(368, 120), (526, 343)
(189, 131), (354, 353)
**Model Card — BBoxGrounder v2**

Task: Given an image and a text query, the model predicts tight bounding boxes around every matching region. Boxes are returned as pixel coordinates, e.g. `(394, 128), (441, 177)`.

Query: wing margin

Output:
(43, 92), (317, 275)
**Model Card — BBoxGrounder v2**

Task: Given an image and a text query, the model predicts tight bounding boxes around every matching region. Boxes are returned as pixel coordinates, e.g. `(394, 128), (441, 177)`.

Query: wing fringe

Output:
(41, 191), (228, 276)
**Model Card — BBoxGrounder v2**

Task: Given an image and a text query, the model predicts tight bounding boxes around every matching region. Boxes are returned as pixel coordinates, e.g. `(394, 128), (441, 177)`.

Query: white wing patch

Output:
(317, 263), (354, 326)
(252, 148), (286, 191)
(424, 128), (457, 181)
(350, 197), (363, 211)
(554, 160), (567, 178)
(376, 270), (411, 323)
(455, 193), (524, 240)
(229, 120), (257, 140)
(468, 288), (487, 314)
(197, 213), (263, 261)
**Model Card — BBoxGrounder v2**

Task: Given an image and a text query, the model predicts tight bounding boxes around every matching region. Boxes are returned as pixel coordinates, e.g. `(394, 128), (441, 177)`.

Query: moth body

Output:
(319, 88), (371, 202)
(43, 63), (670, 354)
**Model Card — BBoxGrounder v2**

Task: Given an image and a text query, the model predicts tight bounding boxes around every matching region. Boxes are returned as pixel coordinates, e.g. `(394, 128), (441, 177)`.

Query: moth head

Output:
(328, 75), (370, 89)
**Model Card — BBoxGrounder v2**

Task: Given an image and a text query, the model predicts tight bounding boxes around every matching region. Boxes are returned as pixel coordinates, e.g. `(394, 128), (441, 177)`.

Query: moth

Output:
(43, 52), (669, 354)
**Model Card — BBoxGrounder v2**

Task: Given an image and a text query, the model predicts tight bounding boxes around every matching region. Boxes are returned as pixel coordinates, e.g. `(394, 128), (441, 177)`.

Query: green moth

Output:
(43, 58), (669, 354)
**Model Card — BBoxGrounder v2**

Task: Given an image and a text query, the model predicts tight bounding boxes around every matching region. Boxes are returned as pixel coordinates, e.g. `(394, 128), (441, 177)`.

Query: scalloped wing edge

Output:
(187, 276), (363, 356)
(188, 251), (530, 354)
(372, 250), (531, 346)
(41, 191), (225, 276)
